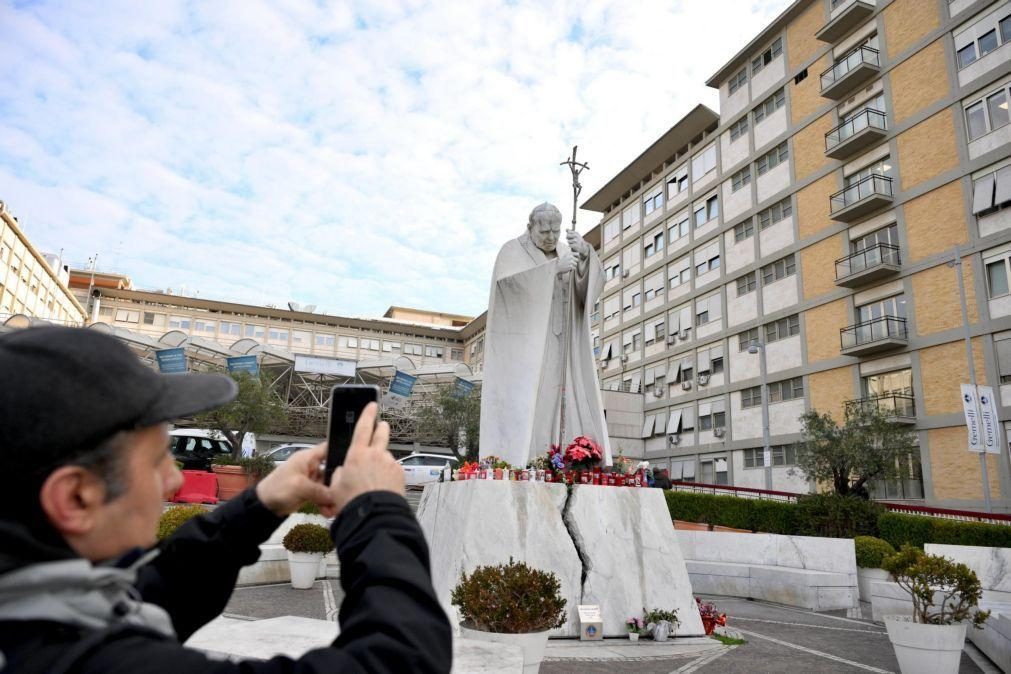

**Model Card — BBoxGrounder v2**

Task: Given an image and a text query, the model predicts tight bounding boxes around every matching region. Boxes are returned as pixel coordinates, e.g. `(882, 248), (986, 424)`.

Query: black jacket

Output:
(0, 489), (452, 673)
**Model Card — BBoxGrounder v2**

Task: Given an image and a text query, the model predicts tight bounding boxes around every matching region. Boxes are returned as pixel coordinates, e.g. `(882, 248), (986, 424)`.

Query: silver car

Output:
(265, 443), (314, 466)
(397, 453), (459, 487)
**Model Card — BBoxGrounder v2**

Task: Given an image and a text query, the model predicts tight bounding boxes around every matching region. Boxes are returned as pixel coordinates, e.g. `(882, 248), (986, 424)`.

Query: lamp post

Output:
(749, 340), (773, 490)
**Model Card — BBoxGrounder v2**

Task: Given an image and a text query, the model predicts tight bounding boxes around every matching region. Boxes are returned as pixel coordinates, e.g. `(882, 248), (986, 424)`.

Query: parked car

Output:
(169, 428), (232, 471)
(265, 443), (314, 466)
(397, 453), (459, 487)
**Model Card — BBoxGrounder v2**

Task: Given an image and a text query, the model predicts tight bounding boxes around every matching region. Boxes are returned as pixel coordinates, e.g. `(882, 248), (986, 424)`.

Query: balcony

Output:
(816, 0), (875, 43)
(835, 243), (901, 288)
(825, 108), (888, 159)
(845, 393), (916, 423)
(840, 315), (907, 356)
(820, 45), (880, 100)
(830, 174), (893, 222)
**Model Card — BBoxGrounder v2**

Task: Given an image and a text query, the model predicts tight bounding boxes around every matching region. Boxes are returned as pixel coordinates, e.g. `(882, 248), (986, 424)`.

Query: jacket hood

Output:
(0, 518), (77, 576)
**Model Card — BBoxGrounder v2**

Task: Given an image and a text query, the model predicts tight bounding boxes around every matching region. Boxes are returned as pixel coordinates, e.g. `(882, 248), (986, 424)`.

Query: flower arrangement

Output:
(480, 455), (511, 470)
(564, 435), (603, 469)
(612, 452), (633, 475)
(547, 445), (566, 471)
(625, 616), (645, 633)
(459, 461), (479, 477)
(696, 598), (727, 635)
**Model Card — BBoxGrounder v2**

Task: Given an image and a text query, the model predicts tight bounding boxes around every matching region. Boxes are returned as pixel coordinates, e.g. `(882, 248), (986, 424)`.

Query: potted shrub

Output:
(451, 558), (567, 673)
(643, 607), (680, 641)
(157, 504), (206, 541)
(625, 616), (645, 642)
(854, 535), (896, 603)
(211, 454), (275, 500)
(882, 545), (990, 674)
(282, 523), (333, 589)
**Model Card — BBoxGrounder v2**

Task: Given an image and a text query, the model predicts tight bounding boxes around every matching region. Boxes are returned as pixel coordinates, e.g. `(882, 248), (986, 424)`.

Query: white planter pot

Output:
(287, 551), (324, 589)
(628, 632), (639, 642)
(884, 615), (967, 674)
(459, 624), (550, 674)
(857, 567), (891, 603)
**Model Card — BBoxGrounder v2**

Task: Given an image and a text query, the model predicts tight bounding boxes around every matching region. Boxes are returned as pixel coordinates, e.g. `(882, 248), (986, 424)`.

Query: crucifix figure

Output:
(478, 147), (611, 469)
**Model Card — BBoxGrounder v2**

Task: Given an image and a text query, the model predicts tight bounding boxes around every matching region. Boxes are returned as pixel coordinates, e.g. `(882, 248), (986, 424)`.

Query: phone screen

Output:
(325, 385), (380, 483)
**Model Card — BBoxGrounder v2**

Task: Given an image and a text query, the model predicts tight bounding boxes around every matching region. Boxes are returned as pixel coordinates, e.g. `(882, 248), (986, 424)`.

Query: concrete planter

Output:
(459, 624), (550, 674)
(857, 567), (890, 603)
(884, 615), (967, 674)
(287, 551), (323, 589)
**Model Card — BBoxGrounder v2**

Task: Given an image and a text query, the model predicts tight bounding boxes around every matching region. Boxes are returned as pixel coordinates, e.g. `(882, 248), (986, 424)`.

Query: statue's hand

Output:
(557, 254), (578, 275)
(566, 231), (590, 260)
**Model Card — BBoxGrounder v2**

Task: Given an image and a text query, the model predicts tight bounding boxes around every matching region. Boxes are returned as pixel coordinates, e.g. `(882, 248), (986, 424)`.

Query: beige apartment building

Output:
(583, 0), (1011, 510)
(0, 201), (86, 326)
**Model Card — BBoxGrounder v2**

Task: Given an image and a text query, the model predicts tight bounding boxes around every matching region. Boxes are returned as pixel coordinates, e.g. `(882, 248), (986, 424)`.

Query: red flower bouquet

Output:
(564, 436), (603, 470)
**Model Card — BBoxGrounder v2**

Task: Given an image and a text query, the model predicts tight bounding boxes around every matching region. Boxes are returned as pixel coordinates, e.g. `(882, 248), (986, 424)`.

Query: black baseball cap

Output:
(0, 326), (238, 478)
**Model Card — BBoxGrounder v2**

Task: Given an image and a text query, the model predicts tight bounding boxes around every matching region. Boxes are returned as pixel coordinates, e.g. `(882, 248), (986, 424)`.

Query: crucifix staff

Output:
(556, 146), (589, 454)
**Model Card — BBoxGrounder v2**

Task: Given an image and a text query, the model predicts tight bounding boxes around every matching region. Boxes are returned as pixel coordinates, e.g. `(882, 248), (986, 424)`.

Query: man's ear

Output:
(39, 466), (108, 536)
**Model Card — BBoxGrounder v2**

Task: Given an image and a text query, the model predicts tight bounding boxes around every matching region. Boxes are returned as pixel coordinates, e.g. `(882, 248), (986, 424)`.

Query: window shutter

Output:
(641, 415), (656, 438)
(996, 166), (1011, 207)
(644, 367), (656, 386)
(630, 372), (642, 393)
(667, 410), (683, 434)
(623, 331), (633, 346)
(973, 174), (996, 214)
(654, 411), (667, 435)
(698, 347), (712, 373)
(668, 361), (681, 382)
(713, 398), (726, 414)
(644, 322), (656, 342)
(997, 339), (1011, 378)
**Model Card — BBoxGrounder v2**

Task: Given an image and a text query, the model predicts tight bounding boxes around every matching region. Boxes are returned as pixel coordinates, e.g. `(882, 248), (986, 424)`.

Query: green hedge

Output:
(665, 490), (1011, 548)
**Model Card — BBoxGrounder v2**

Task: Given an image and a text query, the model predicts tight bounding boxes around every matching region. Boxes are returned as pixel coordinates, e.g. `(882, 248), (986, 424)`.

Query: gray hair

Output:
(527, 202), (562, 229)
(72, 430), (133, 502)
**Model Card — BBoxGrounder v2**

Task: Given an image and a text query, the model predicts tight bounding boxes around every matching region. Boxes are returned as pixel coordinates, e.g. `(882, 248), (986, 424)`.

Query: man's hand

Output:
(321, 402), (405, 518)
(567, 230), (590, 260)
(256, 444), (335, 516)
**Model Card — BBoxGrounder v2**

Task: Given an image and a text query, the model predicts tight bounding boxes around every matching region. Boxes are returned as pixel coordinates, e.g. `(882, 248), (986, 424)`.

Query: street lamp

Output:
(748, 340), (773, 490)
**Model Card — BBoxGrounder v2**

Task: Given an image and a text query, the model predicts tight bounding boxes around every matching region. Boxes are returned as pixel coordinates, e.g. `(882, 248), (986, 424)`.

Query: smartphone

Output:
(325, 384), (380, 483)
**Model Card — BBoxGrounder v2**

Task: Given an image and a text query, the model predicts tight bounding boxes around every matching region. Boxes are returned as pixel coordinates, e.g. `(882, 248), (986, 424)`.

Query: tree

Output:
(793, 404), (917, 497)
(196, 372), (288, 459)
(414, 383), (480, 462)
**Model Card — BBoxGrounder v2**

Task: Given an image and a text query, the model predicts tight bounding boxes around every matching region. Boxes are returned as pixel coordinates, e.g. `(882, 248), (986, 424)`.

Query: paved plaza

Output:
(216, 583), (999, 673)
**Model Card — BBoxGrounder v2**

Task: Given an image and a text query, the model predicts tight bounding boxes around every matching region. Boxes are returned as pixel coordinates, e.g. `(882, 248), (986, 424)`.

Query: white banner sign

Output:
(293, 354), (356, 377)
(977, 385), (1002, 455)
(961, 384), (984, 453)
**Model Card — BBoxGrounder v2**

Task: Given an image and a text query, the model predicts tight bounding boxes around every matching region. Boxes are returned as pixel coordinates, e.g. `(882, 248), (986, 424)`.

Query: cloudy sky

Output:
(0, 0), (791, 318)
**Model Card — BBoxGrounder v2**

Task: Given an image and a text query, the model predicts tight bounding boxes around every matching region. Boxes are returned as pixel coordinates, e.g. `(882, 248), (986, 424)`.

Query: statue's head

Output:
(527, 202), (563, 253)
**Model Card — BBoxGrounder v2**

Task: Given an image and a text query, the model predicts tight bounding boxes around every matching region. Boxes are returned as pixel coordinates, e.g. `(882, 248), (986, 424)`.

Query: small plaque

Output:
(577, 604), (603, 641)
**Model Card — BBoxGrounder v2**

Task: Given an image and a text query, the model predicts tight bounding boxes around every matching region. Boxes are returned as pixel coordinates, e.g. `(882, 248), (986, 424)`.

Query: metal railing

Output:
(830, 174), (893, 214)
(835, 243), (900, 280)
(825, 108), (887, 152)
(845, 392), (916, 419)
(821, 44), (880, 90)
(840, 315), (907, 349)
(669, 480), (801, 502)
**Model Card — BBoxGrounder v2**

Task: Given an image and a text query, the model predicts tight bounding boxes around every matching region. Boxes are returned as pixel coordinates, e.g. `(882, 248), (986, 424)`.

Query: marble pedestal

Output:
(417, 481), (704, 637)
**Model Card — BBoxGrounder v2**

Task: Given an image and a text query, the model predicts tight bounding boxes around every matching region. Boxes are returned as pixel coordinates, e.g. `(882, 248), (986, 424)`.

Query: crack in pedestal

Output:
(561, 484), (590, 603)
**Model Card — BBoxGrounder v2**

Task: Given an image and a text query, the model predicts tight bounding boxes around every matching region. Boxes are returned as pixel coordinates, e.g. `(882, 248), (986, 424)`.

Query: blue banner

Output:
(227, 355), (259, 376)
(389, 370), (417, 398)
(453, 377), (475, 399)
(155, 348), (187, 374)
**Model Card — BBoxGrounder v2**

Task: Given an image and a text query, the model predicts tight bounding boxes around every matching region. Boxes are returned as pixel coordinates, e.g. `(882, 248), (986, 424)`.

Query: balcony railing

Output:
(825, 108), (888, 158)
(830, 174), (893, 221)
(845, 393), (916, 421)
(819, 0), (876, 43)
(820, 45), (880, 98)
(835, 243), (901, 287)
(840, 315), (907, 355)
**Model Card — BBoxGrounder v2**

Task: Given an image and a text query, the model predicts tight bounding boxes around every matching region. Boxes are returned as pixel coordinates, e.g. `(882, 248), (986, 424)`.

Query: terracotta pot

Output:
(211, 465), (253, 500)
(702, 617), (716, 635)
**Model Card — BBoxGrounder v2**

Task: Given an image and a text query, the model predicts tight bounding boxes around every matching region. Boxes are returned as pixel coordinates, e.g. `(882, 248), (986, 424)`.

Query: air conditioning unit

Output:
(652, 388), (663, 398)
(667, 334), (677, 344)
(681, 381), (693, 391)
(678, 329), (690, 340)
(622, 269), (630, 278)
(620, 354), (629, 363)
(713, 427), (726, 438)
(698, 372), (710, 386)
(668, 433), (680, 446)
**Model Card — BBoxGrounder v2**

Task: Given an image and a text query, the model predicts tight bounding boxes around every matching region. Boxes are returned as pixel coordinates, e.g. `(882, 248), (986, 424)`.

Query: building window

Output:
(738, 327), (759, 351)
(734, 220), (754, 242)
(753, 88), (785, 124)
(604, 256), (621, 281)
(643, 189), (664, 216)
(731, 166), (752, 192)
(115, 309), (140, 323)
(858, 294), (907, 323)
(751, 37), (783, 75)
(667, 165), (689, 199)
(402, 343), (423, 356)
(728, 67), (748, 94)
(668, 256), (691, 289)
(384, 340), (402, 352)
(995, 336), (1011, 384)
(973, 165), (1011, 216)
(698, 399), (726, 431)
(691, 144), (717, 181)
(668, 216), (690, 245)
(143, 312), (158, 325)
(741, 385), (762, 408)
(604, 217), (620, 243)
(965, 83), (1011, 141)
(761, 253), (796, 285)
(852, 223), (899, 252)
(768, 376), (804, 403)
(758, 197), (792, 230)
(694, 241), (720, 277)
(957, 11), (1011, 69)
(425, 345), (444, 358)
(193, 320), (215, 334)
(315, 333), (335, 346)
(644, 230), (665, 258)
(169, 315), (191, 330)
(361, 338), (380, 351)
(729, 117), (749, 142)
(220, 321), (242, 336)
(695, 292), (722, 326)
(743, 444), (797, 468)
(693, 195), (719, 227)
(756, 141), (789, 176)
(736, 272), (758, 296)
(450, 348), (463, 361)
(765, 314), (800, 342)
(268, 328), (288, 342)
(622, 203), (640, 230)
(987, 257), (1010, 297)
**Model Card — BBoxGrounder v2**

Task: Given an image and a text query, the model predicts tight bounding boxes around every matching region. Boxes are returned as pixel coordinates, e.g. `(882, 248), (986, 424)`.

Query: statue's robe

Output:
(479, 231), (611, 469)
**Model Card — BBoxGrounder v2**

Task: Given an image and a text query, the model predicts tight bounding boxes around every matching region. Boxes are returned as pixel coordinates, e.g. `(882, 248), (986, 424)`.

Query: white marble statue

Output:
(479, 202), (611, 469)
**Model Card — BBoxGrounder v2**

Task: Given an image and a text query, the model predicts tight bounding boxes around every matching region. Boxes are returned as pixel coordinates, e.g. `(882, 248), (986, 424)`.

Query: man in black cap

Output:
(0, 326), (452, 673)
